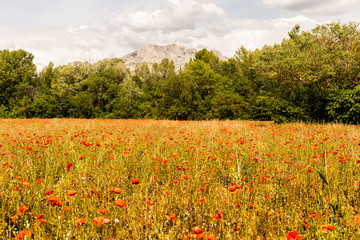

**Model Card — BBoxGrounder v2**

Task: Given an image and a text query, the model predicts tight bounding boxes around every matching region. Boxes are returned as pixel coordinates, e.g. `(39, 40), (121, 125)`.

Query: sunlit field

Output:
(1, 119), (360, 239)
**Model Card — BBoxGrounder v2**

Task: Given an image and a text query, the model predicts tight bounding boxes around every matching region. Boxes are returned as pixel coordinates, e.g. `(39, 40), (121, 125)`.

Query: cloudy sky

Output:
(1, 0), (359, 69)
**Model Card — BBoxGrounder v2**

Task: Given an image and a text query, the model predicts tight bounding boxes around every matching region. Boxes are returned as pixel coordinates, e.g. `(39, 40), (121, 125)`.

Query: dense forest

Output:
(0, 22), (359, 123)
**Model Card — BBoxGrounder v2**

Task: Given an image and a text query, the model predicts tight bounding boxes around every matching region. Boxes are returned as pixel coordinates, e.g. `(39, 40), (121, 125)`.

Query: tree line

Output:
(0, 22), (359, 123)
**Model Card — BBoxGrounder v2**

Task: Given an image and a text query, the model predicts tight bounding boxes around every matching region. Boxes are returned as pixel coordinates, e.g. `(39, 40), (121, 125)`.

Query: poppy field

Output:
(1, 119), (360, 239)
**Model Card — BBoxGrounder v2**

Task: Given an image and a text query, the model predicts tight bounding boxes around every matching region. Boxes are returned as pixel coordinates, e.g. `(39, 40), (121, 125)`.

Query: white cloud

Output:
(1, 0), (229, 69)
(260, 0), (360, 15)
(109, 0), (225, 33)
(260, 0), (326, 10)
(0, 40), (16, 49)
(191, 15), (319, 56)
(0, 0), (325, 70)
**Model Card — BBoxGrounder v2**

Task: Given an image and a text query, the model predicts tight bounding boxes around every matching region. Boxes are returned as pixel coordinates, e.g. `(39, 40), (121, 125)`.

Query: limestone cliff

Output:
(121, 44), (227, 71)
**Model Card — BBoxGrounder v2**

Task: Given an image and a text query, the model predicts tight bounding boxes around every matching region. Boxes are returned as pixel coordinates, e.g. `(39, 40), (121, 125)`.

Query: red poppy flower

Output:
(34, 214), (44, 219)
(99, 208), (108, 215)
(93, 216), (104, 225)
(14, 229), (32, 240)
(146, 200), (154, 205)
(19, 206), (28, 213)
(22, 182), (30, 187)
(322, 225), (335, 231)
(234, 184), (242, 189)
(197, 197), (206, 205)
(228, 186), (237, 192)
(66, 163), (72, 172)
(11, 215), (18, 222)
(355, 214), (360, 225)
(115, 200), (127, 207)
(286, 231), (302, 240)
(66, 190), (77, 196)
(45, 190), (54, 195)
(131, 178), (140, 184)
(103, 218), (112, 224)
(109, 188), (122, 194)
(193, 227), (204, 237)
(77, 218), (86, 226)
(167, 213), (176, 222)
(38, 218), (47, 224)
(48, 195), (62, 207)
(213, 212), (223, 219)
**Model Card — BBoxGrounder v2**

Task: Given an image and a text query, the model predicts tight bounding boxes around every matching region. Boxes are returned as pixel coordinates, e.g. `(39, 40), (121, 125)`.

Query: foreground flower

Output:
(99, 208), (108, 215)
(11, 215), (18, 222)
(103, 218), (112, 224)
(131, 178), (140, 184)
(186, 227), (208, 239)
(193, 227), (203, 235)
(19, 206), (28, 213)
(115, 200), (127, 207)
(186, 233), (216, 240)
(45, 190), (54, 195)
(14, 229), (32, 240)
(355, 214), (360, 225)
(22, 182), (30, 187)
(322, 225), (335, 231)
(342, 222), (350, 227)
(37, 218), (47, 224)
(34, 214), (44, 219)
(109, 188), (122, 194)
(197, 197), (206, 205)
(167, 213), (176, 222)
(77, 218), (86, 226)
(66, 190), (77, 196)
(228, 186), (237, 192)
(66, 163), (72, 172)
(286, 231), (302, 240)
(213, 212), (223, 220)
(48, 195), (62, 207)
(93, 217), (104, 225)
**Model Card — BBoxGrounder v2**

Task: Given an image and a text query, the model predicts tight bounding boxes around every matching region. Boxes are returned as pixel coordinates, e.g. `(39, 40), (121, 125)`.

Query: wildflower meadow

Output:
(1, 119), (360, 239)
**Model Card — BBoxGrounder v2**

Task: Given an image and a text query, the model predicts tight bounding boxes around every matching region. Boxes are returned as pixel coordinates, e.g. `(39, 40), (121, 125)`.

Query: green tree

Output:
(30, 93), (61, 118)
(326, 85), (360, 124)
(0, 49), (37, 117)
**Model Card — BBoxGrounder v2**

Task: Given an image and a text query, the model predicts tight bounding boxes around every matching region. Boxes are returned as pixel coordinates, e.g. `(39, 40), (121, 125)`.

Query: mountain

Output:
(121, 44), (227, 71)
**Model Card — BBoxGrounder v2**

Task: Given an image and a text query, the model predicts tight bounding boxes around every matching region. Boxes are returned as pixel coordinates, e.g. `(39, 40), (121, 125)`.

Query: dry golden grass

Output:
(0, 119), (360, 239)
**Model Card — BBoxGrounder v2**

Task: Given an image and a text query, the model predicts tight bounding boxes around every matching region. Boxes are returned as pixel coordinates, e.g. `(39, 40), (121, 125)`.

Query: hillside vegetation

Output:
(0, 22), (359, 123)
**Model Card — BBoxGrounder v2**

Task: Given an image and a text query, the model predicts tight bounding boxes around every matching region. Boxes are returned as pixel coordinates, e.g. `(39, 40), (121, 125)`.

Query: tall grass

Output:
(0, 119), (360, 239)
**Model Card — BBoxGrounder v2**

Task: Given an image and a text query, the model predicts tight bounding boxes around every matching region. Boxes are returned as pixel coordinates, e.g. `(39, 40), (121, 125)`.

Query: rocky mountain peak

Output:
(121, 44), (227, 71)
